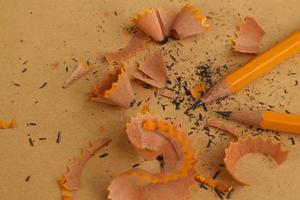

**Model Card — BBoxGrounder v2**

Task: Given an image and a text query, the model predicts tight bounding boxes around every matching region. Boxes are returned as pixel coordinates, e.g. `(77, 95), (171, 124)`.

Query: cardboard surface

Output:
(0, 0), (299, 199)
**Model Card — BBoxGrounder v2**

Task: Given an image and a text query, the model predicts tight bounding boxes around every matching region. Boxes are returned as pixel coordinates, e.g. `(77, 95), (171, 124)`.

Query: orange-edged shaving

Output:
(59, 177), (72, 200)
(105, 30), (151, 63)
(59, 138), (111, 200)
(90, 65), (134, 108)
(0, 119), (17, 129)
(132, 9), (165, 42)
(171, 4), (209, 40)
(207, 117), (289, 185)
(108, 113), (197, 200)
(233, 16), (265, 54)
(224, 136), (288, 185)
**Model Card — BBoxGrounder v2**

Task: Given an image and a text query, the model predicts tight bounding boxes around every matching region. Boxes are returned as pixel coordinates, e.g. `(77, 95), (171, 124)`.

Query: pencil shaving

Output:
(206, 117), (239, 138)
(132, 9), (165, 42)
(224, 136), (288, 185)
(155, 88), (177, 99)
(59, 138), (111, 199)
(108, 114), (197, 200)
(132, 71), (165, 88)
(138, 52), (168, 86)
(59, 177), (72, 200)
(156, 8), (177, 37)
(0, 119), (17, 129)
(171, 4), (209, 39)
(233, 16), (265, 54)
(90, 65), (134, 108)
(63, 62), (93, 88)
(105, 30), (151, 63)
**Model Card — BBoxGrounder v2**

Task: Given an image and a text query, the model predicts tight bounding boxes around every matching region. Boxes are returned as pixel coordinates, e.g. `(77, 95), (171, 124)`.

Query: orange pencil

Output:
(216, 111), (300, 134)
(201, 31), (300, 103)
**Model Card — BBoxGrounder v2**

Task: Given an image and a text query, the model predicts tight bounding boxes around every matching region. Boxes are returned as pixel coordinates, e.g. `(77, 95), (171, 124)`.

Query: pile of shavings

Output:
(56, 3), (291, 200)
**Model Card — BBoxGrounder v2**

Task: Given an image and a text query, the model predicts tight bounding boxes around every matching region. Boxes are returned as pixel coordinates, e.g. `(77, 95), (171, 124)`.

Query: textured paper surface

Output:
(0, 0), (299, 200)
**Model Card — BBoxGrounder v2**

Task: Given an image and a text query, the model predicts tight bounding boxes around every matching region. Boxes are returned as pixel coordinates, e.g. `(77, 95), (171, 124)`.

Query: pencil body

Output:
(202, 31), (300, 103)
(221, 111), (300, 134)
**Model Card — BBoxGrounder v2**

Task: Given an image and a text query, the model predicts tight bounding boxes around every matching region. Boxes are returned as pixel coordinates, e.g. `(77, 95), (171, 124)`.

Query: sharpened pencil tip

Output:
(215, 111), (232, 117)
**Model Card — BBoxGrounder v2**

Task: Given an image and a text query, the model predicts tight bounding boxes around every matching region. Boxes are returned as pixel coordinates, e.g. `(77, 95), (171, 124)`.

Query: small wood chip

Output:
(39, 82), (48, 89)
(56, 131), (61, 144)
(99, 153), (109, 158)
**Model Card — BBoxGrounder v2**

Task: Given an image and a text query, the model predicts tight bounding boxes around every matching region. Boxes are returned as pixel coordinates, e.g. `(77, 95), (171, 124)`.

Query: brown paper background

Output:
(0, 0), (299, 199)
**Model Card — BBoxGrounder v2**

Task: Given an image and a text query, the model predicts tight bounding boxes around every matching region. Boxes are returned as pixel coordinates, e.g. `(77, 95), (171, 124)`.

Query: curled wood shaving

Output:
(132, 9), (165, 42)
(108, 114), (197, 200)
(171, 4), (209, 39)
(233, 16), (265, 54)
(224, 136), (288, 185)
(90, 65), (134, 108)
(206, 117), (288, 185)
(59, 138), (111, 200)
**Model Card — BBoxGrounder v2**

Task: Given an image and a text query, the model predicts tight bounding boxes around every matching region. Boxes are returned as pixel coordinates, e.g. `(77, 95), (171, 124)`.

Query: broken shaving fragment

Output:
(105, 30), (151, 63)
(155, 88), (177, 99)
(171, 4), (209, 40)
(59, 138), (111, 200)
(224, 136), (288, 185)
(108, 114), (197, 200)
(63, 62), (93, 88)
(190, 82), (206, 99)
(140, 105), (150, 113)
(90, 65), (134, 108)
(0, 119), (17, 129)
(132, 71), (165, 88)
(50, 61), (60, 70)
(206, 117), (239, 139)
(233, 17), (265, 54)
(194, 174), (232, 192)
